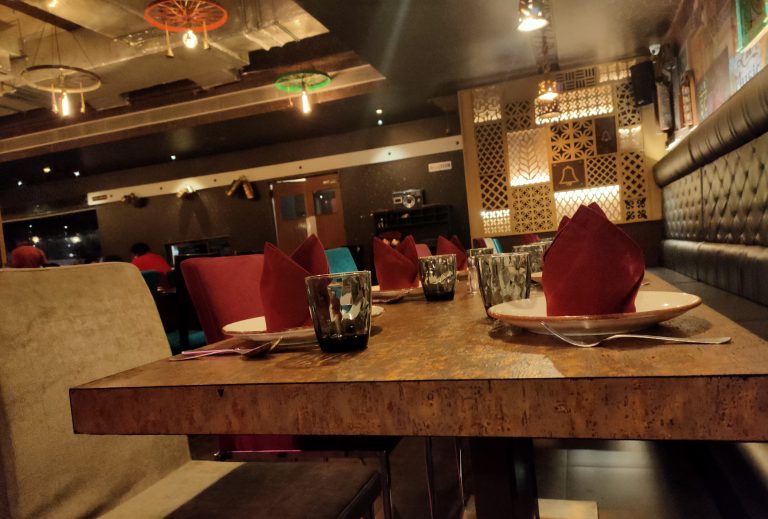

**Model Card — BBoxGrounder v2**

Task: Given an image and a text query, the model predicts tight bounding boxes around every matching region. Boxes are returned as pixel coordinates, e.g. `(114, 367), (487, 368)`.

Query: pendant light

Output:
(144, 0), (228, 57)
(275, 71), (332, 116)
(518, 0), (548, 32)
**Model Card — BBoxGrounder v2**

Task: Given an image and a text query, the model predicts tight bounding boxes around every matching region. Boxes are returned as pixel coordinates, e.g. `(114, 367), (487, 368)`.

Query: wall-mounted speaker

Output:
(630, 61), (656, 107)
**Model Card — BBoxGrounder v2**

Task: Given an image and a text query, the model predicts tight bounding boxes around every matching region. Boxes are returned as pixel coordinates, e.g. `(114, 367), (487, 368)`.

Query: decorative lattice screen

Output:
(466, 58), (655, 237)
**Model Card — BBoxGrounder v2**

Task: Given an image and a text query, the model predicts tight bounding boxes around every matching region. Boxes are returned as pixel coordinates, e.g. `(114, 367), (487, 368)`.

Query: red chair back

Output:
(181, 254), (265, 343)
(415, 243), (432, 257)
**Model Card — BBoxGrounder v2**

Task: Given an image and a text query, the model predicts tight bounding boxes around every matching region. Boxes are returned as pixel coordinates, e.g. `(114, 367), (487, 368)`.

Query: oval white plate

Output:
(488, 291), (702, 336)
(222, 306), (384, 342)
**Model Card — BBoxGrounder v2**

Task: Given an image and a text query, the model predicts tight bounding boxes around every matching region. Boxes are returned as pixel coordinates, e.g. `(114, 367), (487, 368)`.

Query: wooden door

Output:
(272, 173), (347, 252)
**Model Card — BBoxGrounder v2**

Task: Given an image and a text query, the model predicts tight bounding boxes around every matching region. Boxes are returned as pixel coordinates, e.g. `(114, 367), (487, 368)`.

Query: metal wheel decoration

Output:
(144, 0), (228, 56)
(274, 71), (332, 93)
(275, 71), (331, 115)
(21, 64), (101, 116)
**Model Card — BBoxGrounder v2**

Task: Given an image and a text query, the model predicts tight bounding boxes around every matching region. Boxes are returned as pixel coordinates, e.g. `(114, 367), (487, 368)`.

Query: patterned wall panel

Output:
(473, 86), (502, 123)
(597, 60), (634, 83)
(624, 197), (648, 222)
(535, 85), (614, 125)
(475, 121), (505, 177)
(510, 183), (555, 233)
(618, 125), (644, 151)
(554, 185), (622, 223)
(662, 170), (702, 240)
(505, 101), (533, 132)
(549, 119), (596, 162)
(586, 154), (619, 186)
(616, 81), (641, 127)
(554, 67), (597, 91)
(507, 128), (549, 186)
(620, 151), (647, 200)
(479, 173), (509, 210)
(481, 209), (512, 235)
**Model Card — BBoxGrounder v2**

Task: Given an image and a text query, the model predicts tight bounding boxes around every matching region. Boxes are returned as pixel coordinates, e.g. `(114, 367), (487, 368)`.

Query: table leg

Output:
(468, 437), (539, 519)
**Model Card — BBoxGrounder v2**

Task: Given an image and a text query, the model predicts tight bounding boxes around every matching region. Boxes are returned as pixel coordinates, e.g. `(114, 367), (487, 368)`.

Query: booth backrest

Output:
(0, 264), (188, 519)
(655, 65), (768, 305)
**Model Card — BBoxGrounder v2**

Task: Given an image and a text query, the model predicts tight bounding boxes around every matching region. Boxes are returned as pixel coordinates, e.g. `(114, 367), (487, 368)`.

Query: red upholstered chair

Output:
(182, 254), (397, 518)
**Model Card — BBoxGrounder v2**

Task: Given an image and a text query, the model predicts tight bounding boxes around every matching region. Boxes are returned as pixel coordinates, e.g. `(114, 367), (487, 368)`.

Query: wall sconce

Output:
(177, 184), (196, 199)
(225, 176), (255, 199)
(518, 0), (548, 32)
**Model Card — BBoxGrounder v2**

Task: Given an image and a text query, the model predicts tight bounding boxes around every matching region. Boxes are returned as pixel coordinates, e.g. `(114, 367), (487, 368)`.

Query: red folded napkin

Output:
(261, 234), (329, 331)
(373, 235), (420, 290)
(542, 203), (644, 316)
(436, 235), (468, 270)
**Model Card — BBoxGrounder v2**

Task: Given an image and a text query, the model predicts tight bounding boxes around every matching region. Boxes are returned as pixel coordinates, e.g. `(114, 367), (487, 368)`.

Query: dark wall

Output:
(340, 150), (469, 271)
(97, 182), (275, 259)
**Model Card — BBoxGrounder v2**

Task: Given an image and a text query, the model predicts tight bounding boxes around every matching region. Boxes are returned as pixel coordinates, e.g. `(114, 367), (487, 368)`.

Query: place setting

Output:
(175, 235), (382, 359)
(480, 203), (731, 347)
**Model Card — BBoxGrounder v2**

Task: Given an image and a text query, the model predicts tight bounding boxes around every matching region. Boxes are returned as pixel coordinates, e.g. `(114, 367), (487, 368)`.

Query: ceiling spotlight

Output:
(17, 180), (22, 187)
(31, 236), (40, 244)
(43, 166), (51, 173)
(48, 0), (58, 8)
(73, 171), (80, 177)
(518, 0), (548, 32)
(170, 155), (176, 160)
(376, 108), (383, 115)
(377, 119), (383, 126)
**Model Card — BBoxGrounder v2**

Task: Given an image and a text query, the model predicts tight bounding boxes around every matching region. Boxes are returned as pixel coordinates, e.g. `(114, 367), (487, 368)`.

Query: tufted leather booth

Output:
(657, 64), (768, 305)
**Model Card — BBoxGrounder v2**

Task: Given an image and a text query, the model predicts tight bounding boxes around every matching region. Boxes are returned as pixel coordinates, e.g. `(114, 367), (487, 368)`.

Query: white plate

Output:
(372, 285), (416, 299)
(488, 291), (702, 336)
(222, 306), (384, 342)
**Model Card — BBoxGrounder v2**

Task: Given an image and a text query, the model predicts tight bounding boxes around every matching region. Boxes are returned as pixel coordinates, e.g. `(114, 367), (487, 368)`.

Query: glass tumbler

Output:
(511, 243), (548, 274)
(475, 253), (531, 312)
(467, 247), (494, 294)
(305, 271), (372, 353)
(418, 254), (457, 301)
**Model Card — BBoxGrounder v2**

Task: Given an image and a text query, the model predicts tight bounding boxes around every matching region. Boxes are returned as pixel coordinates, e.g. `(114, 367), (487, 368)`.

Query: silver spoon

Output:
(171, 338), (282, 361)
(540, 322), (730, 348)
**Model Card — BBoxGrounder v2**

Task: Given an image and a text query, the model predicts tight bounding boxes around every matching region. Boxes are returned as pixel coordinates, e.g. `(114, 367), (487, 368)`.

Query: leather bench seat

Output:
(662, 239), (768, 306)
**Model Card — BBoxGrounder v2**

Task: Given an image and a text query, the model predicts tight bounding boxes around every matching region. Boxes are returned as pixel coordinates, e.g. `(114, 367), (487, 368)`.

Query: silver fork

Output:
(540, 322), (731, 348)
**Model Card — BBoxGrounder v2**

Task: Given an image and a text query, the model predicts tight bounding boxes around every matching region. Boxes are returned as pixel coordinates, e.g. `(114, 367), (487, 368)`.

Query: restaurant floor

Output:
(188, 267), (767, 518)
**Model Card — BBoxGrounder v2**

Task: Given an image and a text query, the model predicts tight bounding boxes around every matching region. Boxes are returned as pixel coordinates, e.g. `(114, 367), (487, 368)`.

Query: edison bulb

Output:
(182, 29), (198, 49)
(301, 89), (311, 114)
(60, 92), (71, 116)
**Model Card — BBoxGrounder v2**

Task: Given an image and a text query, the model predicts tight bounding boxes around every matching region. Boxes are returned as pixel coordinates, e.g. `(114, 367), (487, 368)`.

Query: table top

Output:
(71, 273), (768, 441)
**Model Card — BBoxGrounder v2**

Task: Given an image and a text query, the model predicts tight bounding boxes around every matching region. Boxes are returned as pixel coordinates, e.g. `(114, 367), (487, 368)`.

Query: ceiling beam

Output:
(0, 0), (79, 31)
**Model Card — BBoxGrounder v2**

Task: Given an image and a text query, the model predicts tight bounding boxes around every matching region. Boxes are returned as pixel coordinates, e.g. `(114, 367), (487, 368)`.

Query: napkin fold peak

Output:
(261, 234), (329, 331)
(436, 235), (468, 270)
(373, 235), (420, 290)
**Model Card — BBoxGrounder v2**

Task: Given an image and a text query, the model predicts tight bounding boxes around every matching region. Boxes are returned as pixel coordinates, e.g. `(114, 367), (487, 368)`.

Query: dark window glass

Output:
(280, 194), (306, 219)
(313, 189), (338, 215)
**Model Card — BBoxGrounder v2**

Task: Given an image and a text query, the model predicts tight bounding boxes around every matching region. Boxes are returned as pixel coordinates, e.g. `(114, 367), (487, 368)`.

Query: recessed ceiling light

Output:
(377, 119), (383, 126)
(48, 0), (58, 8)
(17, 180), (22, 186)
(73, 171), (80, 177)
(170, 155), (176, 160)
(43, 166), (51, 173)
(375, 108), (383, 115)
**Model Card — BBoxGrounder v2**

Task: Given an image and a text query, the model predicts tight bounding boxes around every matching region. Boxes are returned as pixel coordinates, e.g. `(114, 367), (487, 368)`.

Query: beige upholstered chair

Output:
(0, 263), (380, 519)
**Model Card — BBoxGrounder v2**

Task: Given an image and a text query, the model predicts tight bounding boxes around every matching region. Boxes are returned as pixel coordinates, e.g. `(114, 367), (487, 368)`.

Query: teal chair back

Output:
(325, 247), (358, 273)
(140, 269), (161, 293)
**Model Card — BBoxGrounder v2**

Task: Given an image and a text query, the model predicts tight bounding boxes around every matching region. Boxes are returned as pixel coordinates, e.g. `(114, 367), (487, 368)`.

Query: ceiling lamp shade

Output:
(144, 0), (228, 57)
(537, 78), (560, 101)
(21, 25), (101, 118)
(275, 71), (332, 115)
(518, 0), (548, 32)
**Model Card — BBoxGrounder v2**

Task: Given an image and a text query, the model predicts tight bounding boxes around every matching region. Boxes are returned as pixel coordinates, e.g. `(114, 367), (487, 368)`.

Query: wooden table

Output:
(70, 273), (768, 518)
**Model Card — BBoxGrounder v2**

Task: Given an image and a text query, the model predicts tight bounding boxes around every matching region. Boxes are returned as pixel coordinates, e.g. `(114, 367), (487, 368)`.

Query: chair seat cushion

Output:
(100, 460), (379, 519)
